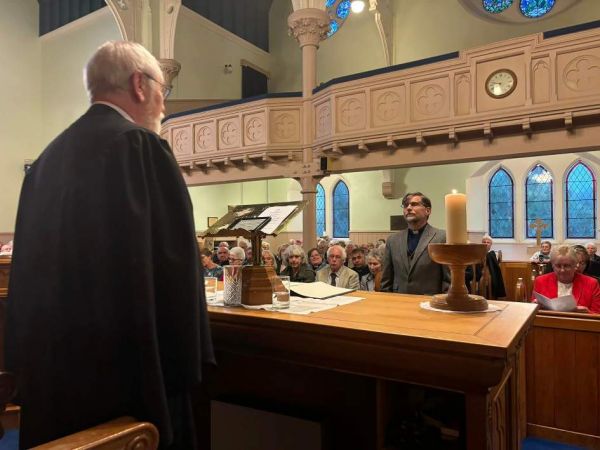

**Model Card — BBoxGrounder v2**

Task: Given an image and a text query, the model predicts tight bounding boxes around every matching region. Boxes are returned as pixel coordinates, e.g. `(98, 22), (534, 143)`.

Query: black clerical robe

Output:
(5, 104), (214, 449)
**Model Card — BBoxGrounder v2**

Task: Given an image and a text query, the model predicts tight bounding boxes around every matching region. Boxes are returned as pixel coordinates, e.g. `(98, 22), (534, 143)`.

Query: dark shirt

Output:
(281, 264), (316, 283)
(407, 225), (427, 258)
(353, 264), (370, 279)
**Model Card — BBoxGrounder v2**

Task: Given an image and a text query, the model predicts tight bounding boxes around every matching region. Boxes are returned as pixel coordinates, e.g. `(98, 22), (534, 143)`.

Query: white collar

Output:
(93, 101), (134, 123)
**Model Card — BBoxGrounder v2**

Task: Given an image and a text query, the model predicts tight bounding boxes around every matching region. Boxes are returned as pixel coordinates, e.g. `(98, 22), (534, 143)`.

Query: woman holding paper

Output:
(531, 245), (600, 313)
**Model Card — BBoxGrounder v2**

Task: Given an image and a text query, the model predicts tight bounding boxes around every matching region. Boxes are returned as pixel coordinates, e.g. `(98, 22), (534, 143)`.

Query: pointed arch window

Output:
(526, 164), (553, 238)
(316, 184), (326, 238)
(565, 162), (596, 239)
(332, 181), (349, 238)
(488, 168), (514, 238)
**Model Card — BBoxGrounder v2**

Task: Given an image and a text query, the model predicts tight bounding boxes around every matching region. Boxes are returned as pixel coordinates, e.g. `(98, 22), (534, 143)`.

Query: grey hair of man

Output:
(229, 246), (246, 260)
(327, 244), (347, 261)
(284, 245), (306, 265)
(83, 41), (162, 101)
(549, 245), (577, 264)
(482, 234), (492, 242)
(586, 242), (597, 252)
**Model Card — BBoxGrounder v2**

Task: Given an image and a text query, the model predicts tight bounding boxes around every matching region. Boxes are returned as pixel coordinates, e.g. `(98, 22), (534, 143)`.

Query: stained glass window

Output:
(489, 168), (514, 238)
(332, 181), (349, 238)
(326, 0), (336, 7)
(327, 20), (339, 37)
(483, 0), (513, 13)
(336, 0), (351, 20)
(316, 184), (326, 238)
(565, 162), (596, 239)
(526, 165), (553, 238)
(520, 0), (555, 18)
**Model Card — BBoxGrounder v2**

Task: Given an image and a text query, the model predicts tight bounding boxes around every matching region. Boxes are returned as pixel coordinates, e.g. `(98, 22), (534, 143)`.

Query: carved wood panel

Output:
(269, 109), (301, 143)
(314, 99), (332, 139)
(410, 77), (449, 121)
(217, 116), (241, 150)
(556, 48), (600, 100)
(532, 57), (551, 104)
(370, 84), (406, 128)
(455, 72), (471, 115)
(336, 92), (367, 133)
(194, 120), (217, 154)
(243, 111), (266, 146)
(171, 124), (192, 157)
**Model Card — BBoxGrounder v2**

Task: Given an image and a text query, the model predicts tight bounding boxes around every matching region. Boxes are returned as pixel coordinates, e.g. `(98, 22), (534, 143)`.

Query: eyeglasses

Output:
(403, 201), (425, 209)
(142, 72), (171, 99)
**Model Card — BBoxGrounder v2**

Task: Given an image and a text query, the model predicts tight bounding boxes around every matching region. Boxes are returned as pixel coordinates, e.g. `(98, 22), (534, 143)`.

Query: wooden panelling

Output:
(526, 313), (600, 447)
(501, 261), (534, 301)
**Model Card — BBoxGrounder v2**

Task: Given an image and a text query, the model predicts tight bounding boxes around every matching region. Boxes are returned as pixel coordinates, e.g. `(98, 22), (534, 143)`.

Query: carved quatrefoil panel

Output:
(336, 92), (366, 133)
(411, 78), (449, 121)
(371, 85), (405, 127)
(217, 117), (241, 150)
(557, 49), (600, 101)
(270, 110), (300, 143)
(171, 125), (192, 156)
(194, 121), (216, 153)
(243, 112), (266, 146)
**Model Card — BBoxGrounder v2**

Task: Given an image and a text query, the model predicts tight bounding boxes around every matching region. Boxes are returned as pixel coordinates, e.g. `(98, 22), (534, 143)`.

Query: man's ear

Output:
(130, 71), (147, 103)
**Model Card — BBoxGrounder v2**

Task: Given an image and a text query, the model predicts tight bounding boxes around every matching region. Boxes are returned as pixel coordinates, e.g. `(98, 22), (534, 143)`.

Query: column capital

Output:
(287, 8), (329, 48)
(158, 58), (181, 89)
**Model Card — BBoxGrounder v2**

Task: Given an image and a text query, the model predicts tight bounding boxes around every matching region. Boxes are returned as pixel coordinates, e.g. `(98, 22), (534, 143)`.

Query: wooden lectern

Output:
(201, 201), (305, 306)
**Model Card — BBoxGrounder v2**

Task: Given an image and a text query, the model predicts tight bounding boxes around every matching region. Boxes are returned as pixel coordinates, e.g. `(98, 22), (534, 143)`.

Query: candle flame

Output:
(451, 189), (457, 194)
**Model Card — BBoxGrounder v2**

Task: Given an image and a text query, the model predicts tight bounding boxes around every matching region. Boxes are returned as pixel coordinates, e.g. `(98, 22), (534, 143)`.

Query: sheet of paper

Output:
(260, 205), (298, 234)
(534, 291), (577, 312)
(290, 281), (356, 299)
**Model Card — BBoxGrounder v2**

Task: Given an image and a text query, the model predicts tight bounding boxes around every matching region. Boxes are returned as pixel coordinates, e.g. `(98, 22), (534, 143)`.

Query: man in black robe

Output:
(466, 235), (506, 299)
(5, 41), (214, 449)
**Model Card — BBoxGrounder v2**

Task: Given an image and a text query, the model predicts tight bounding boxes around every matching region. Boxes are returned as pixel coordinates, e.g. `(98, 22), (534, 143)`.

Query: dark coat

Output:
(466, 251), (507, 298)
(5, 104), (214, 449)
(281, 264), (316, 283)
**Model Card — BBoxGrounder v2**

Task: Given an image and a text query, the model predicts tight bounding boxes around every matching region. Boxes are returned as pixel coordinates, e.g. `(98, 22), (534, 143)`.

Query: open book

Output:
(290, 281), (356, 300)
(533, 291), (577, 312)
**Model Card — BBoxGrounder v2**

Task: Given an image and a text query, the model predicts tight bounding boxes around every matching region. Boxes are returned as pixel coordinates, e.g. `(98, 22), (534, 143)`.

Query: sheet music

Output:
(533, 291), (577, 312)
(260, 205), (298, 234)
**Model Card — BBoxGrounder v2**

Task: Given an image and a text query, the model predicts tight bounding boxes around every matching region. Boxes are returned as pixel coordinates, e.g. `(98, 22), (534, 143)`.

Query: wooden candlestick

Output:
(428, 243), (488, 312)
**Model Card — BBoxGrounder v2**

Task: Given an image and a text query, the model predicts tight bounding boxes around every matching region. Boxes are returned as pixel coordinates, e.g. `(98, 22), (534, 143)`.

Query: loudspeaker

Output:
(320, 157), (328, 171)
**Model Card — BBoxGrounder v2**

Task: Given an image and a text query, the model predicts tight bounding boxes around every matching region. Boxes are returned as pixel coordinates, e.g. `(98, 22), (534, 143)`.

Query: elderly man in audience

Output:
(465, 235), (506, 299)
(228, 247), (246, 266)
(307, 247), (326, 271)
(199, 248), (223, 281)
(531, 245), (600, 313)
(213, 245), (230, 266)
(530, 240), (552, 263)
(317, 245), (360, 290)
(360, 249), (384, 291)
(280, 245), (315, 283)
(262, 250), (276, 268)
(572, 245), (600, 281)
(0, 241), (12, 256)
(586, 242), (600, 263)
(350, 247), (370, 278)
(317, 239), (329, 256)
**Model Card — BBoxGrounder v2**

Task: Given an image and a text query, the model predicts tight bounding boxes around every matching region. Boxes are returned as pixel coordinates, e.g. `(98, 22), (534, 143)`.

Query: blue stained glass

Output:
(526, 165), (553, 238)
(489, 168), (514, 238)
(316, 184), (326, 238)
(520, 0), (555, 18)
(566, 162), (596, 238)
(332, 181), (349, 238)
(483, 0), (513, 13)
(325, 0), (336, 7)
(327, 20), (339, 37)
(336, 0), (351, 20)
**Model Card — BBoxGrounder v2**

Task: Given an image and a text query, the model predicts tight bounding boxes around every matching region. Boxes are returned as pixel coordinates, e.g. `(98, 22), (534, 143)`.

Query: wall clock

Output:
(485, 69), (517, 98)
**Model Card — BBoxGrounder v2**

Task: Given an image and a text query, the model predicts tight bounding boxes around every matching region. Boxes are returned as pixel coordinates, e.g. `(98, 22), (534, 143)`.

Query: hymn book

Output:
(533, 291), (577, 312)
(290, 281), (356, 299)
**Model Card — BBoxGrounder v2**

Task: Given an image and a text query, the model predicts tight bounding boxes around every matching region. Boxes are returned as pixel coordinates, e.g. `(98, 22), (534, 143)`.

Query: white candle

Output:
(445, 190), (467, 244)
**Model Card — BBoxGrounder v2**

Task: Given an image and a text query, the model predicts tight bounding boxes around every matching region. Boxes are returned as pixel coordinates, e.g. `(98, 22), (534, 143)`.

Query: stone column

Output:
(288, 7), (329, 247)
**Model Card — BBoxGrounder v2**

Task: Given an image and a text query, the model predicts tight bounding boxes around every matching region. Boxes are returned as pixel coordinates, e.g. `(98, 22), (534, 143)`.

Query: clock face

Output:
(485, 69), (517, 98)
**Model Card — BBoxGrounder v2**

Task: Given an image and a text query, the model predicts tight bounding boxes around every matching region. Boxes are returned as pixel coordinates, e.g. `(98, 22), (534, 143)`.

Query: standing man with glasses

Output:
(6, 41), (214, 449)
(381, 192), (450, 295)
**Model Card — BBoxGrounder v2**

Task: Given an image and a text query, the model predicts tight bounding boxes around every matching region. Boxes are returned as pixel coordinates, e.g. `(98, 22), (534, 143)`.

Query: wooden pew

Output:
(525, 311), (600, 449)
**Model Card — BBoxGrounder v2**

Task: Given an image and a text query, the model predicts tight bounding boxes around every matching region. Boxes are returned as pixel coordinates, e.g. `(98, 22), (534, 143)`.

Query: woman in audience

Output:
(228, 246), (246, 266)
(199, 248), (223, 280)
(280, 245), (315, 283)
(572, 245), (600, 280)
(360, 249), (384, 291)
(262, 250), (276, 268)
(307, 247), (325, 272)
(276, 243), (289, 272)
(531, 245), (600, 313)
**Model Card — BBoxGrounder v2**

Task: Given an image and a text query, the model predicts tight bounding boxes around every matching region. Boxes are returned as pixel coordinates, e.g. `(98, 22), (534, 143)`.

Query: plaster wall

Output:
(173, 7), (272, 100)
(0, 0), (41, 233)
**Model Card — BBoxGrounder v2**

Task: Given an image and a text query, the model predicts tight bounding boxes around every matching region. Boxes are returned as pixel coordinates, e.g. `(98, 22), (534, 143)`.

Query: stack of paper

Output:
(290, 281), (356, 299)
(533, 292), (577, 312)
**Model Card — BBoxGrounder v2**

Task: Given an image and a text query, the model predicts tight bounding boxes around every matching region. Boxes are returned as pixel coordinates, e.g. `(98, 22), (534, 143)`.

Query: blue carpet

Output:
(523, 437), (588, 450)
(0, 430), (18, 450)
(0, 432), (590, 449)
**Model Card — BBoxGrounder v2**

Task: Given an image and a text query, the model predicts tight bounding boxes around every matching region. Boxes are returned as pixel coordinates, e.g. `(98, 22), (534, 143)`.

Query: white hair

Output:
(482, 234), (492, 242)
(229, 246), (246, 260)
(284, 245), (306, 264)
(83, 41), (162, 101)
(327, 245), (346, 261)
(586, 242), (597, 250)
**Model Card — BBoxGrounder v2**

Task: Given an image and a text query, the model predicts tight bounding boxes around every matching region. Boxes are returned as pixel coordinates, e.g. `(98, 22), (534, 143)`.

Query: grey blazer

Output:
(316, 265), (360, 290)
(380, 223), (450, 295)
